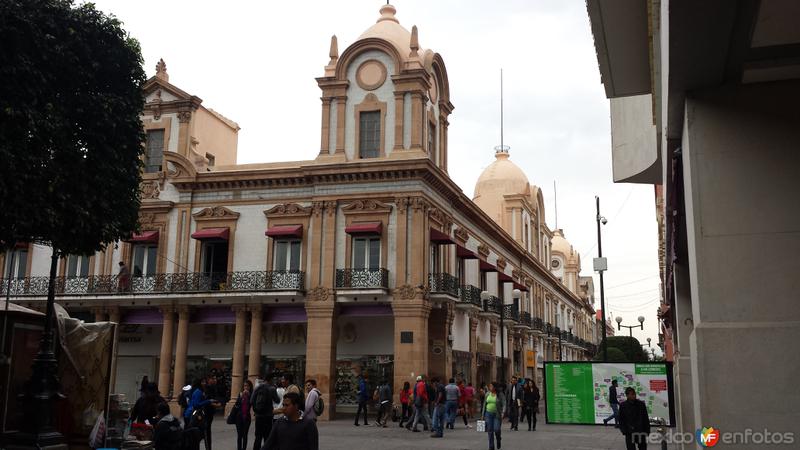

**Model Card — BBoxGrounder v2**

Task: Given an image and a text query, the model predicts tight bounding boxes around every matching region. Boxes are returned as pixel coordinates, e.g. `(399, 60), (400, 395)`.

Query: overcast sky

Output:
(92, 0), (663, 352)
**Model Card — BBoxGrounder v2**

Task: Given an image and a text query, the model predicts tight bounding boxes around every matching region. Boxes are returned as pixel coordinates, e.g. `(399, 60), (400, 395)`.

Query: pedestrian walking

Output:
(354, 373), (370, 426)
(203, 376), (222, 450)
(233, 380), (253, 450)
(153, 402), (182, 450)
(375, 379), (392, 427)
(262, 392), (319, 450)
(430, 378), (446, 438)
(603, 379), (620, 426)
(407, 375), (431, 432)
(521, 379), (540, 431)
(465, 382), (476, 419)
(444, 378), (460, 430)
(398, 381), (412, 427)
(184, 379), (219, 449)
(619, 387), (650, 450)
(457, 380), (471, 428)
(506, 376), (523, 431)
(481, 382), (506, 450)
(304, 379), (323, 422)
(251, 374), (280, 450)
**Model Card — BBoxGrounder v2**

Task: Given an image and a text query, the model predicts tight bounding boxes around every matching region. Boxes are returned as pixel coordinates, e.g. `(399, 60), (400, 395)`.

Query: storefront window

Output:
(335, 356), (393, 408)
(261, 357), (306, 387)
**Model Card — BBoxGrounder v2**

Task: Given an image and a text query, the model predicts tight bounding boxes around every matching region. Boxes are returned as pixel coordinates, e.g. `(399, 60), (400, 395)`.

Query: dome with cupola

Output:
(474, 149), (535, 224)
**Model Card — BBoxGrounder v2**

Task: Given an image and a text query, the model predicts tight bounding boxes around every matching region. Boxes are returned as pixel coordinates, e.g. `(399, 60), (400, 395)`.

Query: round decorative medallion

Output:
(356, 60), (387, 91)
(551, 259), (560, 269)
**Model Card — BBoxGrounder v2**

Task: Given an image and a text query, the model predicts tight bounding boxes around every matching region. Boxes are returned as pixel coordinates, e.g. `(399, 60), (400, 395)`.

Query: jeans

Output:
(605, 403), (619, 425)
(508, 401), (519, 429)
(445, 400), (458, 427)
(521, 406), (537, 430)
(410, 404), (431, 430)
(235, 419), (250, 450)
(399, 403), (411, 425)
(485, 411), (502, 450)
(355, 400), (369, 425)
(204, 411), (214, 450)
(431, 404), (445, 436)
(252, 416), (273, 450)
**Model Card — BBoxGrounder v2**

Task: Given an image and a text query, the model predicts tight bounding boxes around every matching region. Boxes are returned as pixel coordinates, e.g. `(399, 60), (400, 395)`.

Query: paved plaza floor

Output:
(208, 415), (676, 449)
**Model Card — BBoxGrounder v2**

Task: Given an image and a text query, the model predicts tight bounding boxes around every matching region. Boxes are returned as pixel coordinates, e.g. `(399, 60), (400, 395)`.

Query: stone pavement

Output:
(207, 415), (677, 449)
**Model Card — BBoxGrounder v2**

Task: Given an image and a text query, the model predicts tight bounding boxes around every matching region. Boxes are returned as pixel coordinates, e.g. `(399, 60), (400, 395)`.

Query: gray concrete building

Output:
(586, 0), (800, 448)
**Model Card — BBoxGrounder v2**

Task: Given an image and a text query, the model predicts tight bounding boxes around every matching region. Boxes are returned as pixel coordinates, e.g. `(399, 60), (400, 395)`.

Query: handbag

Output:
(226, 402), (240, 425)
(476, 419), (486, 432)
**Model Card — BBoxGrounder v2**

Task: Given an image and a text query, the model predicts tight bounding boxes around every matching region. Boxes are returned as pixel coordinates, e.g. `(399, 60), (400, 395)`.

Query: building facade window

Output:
(145, 129), (164, 173)
(201, 241), (228, 277)
(352, 236), (380, 270)
(65, 254), (90, 278)
(3, 248), (28, 279)
(429, 244), (441, 273)
(358, 111), (381, 158)
(132, 244), (158, 277)
(274, 239), (301, 271)
(428, 122), (435, 156)
(456, 257), (465, 283)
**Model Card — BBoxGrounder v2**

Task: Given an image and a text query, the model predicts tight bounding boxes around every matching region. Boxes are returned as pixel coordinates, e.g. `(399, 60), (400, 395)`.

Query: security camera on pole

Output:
(594, 196), (609, 362)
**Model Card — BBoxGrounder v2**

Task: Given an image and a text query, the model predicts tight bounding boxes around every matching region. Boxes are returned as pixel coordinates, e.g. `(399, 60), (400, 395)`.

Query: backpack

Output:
(312, 389), (324, 416)
(253, 385), (272, 415)
(161, 418), (183, 450)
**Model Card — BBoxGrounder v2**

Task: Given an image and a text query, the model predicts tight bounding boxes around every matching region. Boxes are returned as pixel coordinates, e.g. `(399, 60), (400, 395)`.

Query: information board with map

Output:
(544, 362), (675, 426)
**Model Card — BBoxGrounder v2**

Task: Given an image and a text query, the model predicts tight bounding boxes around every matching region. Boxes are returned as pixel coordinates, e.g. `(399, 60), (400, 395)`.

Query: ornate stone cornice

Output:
(192, 206), (240, 221)
(410, 197), (430, 213)
(264, 203), (312, 218)
(477, 244), (490, 258)
(342, 199), (392, 215)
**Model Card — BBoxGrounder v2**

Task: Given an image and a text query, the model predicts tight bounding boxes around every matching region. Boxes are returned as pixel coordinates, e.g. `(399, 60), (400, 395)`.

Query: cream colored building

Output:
(2, 4), (596, 418)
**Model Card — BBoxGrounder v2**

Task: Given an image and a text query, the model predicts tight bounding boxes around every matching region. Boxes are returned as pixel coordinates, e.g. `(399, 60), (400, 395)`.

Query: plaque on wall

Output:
(400, 331), (413, 343)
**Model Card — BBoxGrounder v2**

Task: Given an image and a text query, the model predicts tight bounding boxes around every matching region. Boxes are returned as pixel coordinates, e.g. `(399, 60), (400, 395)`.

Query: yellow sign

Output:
(526, 350), (536, 368)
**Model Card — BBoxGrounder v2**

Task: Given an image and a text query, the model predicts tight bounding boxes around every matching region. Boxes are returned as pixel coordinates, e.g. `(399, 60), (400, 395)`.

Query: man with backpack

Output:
(153, 402), (182, 450)
(304, 379), (324, 421)
(251, 374), (280, 450)
(375, 379), (392, 427)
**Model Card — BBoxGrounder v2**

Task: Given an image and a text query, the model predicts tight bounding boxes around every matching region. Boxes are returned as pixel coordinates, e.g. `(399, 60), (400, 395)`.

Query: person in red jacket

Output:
(405, 376), (431, 432)
(457, 380), (471, 428)
(398, 381), (412, 428)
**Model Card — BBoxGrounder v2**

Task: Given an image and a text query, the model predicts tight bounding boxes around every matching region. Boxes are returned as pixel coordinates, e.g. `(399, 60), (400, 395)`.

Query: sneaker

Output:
(466, 424), (472, 429)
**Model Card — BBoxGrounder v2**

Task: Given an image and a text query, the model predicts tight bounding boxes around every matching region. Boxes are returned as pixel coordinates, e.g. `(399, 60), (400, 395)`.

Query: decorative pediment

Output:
(477, 243), (490, 258)
(264, 203), (312, 218)
(496, 258), (507, 271)
(193, 206), (240, 221)
(342, 199), (392, 215)
(453, 227), (469, 244)
(163, 151), (197, 180)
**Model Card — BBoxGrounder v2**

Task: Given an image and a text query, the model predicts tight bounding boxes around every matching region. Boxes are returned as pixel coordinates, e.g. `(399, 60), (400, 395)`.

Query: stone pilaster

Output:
(489, 321), (498, 382)
(392, 286), (431, 404)
(90, 306), (106, 323)
(305, 291), (337, 420)
(107, 306), (121, 393)
(469, 314), (479, 385)
(227, 305), (248, 414)
(321, 201), (337, 288)
(394, 197), (409, 284)
(158, 306), (175, 399)
(247, 304), (263, 383)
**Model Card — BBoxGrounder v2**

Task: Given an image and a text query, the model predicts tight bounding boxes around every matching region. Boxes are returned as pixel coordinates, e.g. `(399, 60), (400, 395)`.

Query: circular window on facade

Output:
(551, 259), (560, 269)
(356, 60), (387, 91)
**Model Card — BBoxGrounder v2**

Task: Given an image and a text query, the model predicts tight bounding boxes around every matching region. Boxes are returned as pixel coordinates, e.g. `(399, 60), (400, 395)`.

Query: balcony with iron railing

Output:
(335, 268), (389, 289)
(428, 273), (460, 299)
(503, 303), (519, 324)
(481, 295), (501, 316)
(458, 284), (482, 309)
(532, 317), (544, 333)
(0, 271), (306, 297)
(519, 311), (532, 329)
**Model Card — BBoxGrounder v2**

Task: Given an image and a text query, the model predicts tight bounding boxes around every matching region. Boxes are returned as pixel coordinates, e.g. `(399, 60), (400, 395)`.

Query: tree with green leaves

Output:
(594, 336), (649, 362)
(0, 0), (145, 444)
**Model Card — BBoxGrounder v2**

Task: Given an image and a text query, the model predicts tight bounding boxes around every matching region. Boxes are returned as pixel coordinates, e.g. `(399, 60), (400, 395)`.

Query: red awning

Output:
(430, 228), (455, 245)
(126, 231), (159, 244)
(498, 272), (514, 283)
(14, 242), (28, 249)
(479, 260), (497, 272)
(191, 227), (230, 241)
(345, 222), (382, 235)
(265, 225), (303, 238)
(513, 282), (529, 292)
(456, 245), (478, 259)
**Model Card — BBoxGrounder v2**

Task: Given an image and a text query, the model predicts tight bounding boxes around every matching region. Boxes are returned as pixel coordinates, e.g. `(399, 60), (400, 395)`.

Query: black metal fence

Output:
(459, 284), (482, 308)
(482, 295), (501, 315)
(334, 268), (389, 289)
(0, 270), (306, 296)
(428, 273), (460, 297)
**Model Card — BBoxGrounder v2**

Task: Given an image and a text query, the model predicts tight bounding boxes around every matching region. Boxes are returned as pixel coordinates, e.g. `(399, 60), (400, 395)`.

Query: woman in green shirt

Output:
(480, 382), (506, 450)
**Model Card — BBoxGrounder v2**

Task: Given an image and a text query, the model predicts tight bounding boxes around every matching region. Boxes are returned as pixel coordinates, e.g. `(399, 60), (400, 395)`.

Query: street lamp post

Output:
(481, 290), (505, 385)
(594, 196), (609, 362)
(642, 337), (652, 348)
(615, 315), (645, 338)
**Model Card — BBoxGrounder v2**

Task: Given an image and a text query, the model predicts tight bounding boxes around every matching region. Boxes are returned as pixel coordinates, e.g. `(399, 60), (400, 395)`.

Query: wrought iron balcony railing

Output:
(0, 270), (306, 296)
(335, 268), (389, 289)
(428, 273), (460, 298)
(545, 322), (553, 335)
(532, 317), (544, 332)
(503, 304), (519, 322)
(520, 311), (532, 328)
(482, 295), (501, 315)
(459, 284), (482, 308)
